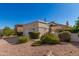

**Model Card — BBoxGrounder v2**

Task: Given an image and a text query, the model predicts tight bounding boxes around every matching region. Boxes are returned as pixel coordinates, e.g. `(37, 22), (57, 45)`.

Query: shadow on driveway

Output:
(4, 37), (19, 45)
(71, 41), (79, 48)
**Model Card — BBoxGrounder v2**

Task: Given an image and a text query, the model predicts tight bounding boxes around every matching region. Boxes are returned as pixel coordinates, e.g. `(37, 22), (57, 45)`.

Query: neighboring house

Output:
(23, 20), (49, 36)
(15, 20), (69, 36)
(49, 21), (69, 33)
(15, 24), (23, 35)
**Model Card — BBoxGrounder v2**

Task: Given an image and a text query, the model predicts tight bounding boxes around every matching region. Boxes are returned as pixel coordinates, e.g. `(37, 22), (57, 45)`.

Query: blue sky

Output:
(0, 3), (79, 29)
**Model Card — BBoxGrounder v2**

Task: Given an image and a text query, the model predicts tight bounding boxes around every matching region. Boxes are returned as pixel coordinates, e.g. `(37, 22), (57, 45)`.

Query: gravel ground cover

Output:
(0, 39), (79, 56)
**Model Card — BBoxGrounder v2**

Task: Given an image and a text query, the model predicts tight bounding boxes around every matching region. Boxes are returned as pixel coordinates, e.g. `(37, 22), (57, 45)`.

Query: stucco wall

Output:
(38, 22), (49, 36)
(23, 22), (49, 36)
(23, 22), (39, 35)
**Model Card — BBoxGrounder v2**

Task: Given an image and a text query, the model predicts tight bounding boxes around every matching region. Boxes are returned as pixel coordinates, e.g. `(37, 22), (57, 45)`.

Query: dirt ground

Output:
(0, 39), (79, 56)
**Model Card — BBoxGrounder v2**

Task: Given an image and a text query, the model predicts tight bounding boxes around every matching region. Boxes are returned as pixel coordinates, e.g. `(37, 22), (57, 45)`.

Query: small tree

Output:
(68, 17), (79, 33)
(2, 27), (15, 36)
(74, 17), (79, 29)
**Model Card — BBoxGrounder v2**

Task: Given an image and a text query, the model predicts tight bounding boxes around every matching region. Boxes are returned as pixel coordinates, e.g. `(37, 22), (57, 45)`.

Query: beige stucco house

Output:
(15, 20), (69, 36)
(23, 20), (49, 36)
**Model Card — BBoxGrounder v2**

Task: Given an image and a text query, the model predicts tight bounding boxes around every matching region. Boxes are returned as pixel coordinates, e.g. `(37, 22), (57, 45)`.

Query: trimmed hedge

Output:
(40, 33), (60, 44)
(29, 32), (40, 39)
(58, 31), (71, 42)
(18, 36), (29, 43)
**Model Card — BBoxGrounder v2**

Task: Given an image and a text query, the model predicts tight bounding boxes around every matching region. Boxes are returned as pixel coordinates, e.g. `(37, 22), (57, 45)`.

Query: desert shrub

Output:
(55, 29), (64, 33)
(29, 32), (40, 39)
(55, 28), (79, 33)
(18, 36), (29, 43)
(40, 33), (60, 44)
(2, 27), (15, 36)
(16, 32), (23, 36)
(56, 29), (73, 33)
(0, 31), (3, 37)
(58, 31), (71, 42)
(31, 40), (42, 46)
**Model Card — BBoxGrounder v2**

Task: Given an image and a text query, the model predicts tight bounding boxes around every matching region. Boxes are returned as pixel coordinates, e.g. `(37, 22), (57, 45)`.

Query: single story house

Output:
(15, 20), (69, 36)
(23, 20), (49, 36)
(49, 21), (69, 33)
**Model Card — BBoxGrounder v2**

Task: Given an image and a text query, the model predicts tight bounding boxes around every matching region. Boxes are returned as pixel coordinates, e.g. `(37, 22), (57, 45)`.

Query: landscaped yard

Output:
(0, 39), (79, 56)
(0, 26), (79, 56)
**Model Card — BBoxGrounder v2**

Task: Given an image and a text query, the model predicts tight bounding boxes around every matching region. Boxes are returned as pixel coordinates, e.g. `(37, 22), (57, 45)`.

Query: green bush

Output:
(78, 32), (79, 37)
(29, 32), (40, 39)
(58, 31), (71, 42)
(31, 40), (42, 46)
(16, 32), (23, 36)
(71, 29), (79, 33)
(57, 28), (79, 33)
(2, 27), (15, 36)
(18, 36), (29, 43)
(55, 27), (79, 33)
(0, 31), (3, 37)
(40, 33), (60, 44)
